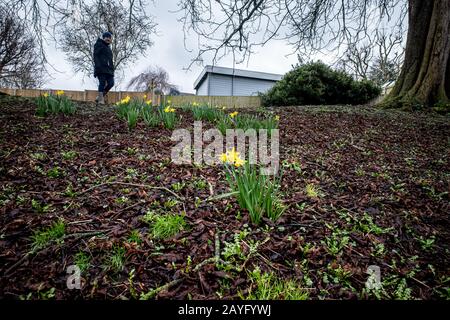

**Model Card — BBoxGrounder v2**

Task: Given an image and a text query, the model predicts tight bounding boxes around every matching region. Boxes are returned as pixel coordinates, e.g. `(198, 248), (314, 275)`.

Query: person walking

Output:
(93, 32), (114, 105)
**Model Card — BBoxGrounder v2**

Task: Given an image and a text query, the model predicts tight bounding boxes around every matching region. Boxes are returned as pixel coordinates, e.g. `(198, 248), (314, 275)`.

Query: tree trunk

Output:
(383, 0), (450, 109)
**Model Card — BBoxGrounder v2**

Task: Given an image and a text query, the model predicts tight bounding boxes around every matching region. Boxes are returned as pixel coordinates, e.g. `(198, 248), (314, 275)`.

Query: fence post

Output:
(83, 90), (87, 102)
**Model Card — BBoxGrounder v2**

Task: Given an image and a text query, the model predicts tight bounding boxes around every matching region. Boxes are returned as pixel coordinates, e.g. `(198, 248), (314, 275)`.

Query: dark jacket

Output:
(93, 38), (114, 77)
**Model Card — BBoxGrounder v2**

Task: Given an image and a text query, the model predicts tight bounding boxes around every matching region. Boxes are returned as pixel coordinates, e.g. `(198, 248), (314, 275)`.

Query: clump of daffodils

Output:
(36, 90), (75, 116)
(160, 104), (177, 129)
(220, 147), (245, 168)
(229, 111), (239, 118)
(164, 106), (176, 113)
(117, 96), (131, 105)
(218, 147), (285, 225)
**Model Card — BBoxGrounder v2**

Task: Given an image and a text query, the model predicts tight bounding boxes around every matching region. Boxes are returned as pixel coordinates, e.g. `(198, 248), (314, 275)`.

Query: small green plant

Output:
(31, 199), (51, 214)
(322, 229), (350, 256)
(150, 213), (186, 239)
(171, 182), (185, 192)
(216, 115), (233, 135)
(142, 109), (160, 127)
(39, 287), (56, 300)
(64, 184), (77, 198)
(192, 104), (223, 122)
(61, 150), (77, 160)
(355, 213), (393, 235)
(47, 167), (62, 178)
(59, 96), (76, 114)
(164, 198), (178, 208)
(222, 231), (247, 262)
(126, 167), (138, 177)
(30, 152), (47, 161)
(127, 229), (142, 245)
(74, 251), (91, 273)
(30, 220), (66, 252)
(106, 245), (126, 272)
(192, 178), (207, 190)
(127, 108), (140, 130)
(115, 196), (129, 204)
(422, 185), (448, 201)
(282, 159), (302, 174)
(36, 94), (50, 117)
(142, 210), (157, 224)
(126, 148), (138, 156)
(242, 266), (309, 300)
(417, 235), (435, 251)
(16, 195), (27, 205)
(305, 183), (320, 198)
(116, 103), (129, 119)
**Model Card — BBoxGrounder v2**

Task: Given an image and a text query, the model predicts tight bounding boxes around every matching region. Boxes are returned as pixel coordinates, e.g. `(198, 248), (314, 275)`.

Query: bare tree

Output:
(127, 66), (178, 95)
(8, 0), (154, 73)
(57, 0), (156, 80)
(177, 0), (450, 108)
(338, 29), (404, 86)
(0, 5), (47, 88)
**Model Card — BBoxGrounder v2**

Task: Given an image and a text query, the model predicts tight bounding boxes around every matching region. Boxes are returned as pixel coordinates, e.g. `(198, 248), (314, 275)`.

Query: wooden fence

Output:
(0, 88), (262, 108)
(163, 95), (262, 109)
(0, 88), (161, 105)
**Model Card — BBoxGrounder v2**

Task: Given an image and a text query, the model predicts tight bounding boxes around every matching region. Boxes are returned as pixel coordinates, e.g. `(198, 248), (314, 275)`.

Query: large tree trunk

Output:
(383, 0), (450, 109)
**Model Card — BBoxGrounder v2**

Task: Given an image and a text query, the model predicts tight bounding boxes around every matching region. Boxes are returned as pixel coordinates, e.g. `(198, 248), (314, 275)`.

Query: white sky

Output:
(44, 1), (332, 94)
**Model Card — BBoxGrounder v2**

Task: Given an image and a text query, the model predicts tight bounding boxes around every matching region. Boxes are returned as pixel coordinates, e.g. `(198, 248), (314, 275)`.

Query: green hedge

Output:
(261, 61), (381, 106)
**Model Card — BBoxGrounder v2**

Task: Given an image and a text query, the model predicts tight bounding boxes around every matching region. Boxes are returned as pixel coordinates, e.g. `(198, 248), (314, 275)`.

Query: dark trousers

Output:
(97, 73), (114, 95)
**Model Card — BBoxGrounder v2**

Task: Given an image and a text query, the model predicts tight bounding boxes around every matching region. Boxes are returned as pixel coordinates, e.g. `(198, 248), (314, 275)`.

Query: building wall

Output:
(195, 74), (210, 95)
(196, 73), (278, 96)
(209, 74), (233, 96)
(232, 77), (277, 96)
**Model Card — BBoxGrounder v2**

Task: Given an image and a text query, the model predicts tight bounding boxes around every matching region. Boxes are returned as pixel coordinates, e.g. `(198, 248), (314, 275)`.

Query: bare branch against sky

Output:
(3, 1), (407, 92)
(176, 0), (408, 69)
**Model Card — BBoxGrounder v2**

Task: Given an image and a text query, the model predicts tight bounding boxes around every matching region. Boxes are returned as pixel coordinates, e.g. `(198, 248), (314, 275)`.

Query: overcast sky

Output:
(44, 1), (331, 94)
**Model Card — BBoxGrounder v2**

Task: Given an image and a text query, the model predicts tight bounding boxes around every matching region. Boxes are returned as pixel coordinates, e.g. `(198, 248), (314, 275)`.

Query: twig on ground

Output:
(79, 181), (183, 200)
(139, 279), (183, 300)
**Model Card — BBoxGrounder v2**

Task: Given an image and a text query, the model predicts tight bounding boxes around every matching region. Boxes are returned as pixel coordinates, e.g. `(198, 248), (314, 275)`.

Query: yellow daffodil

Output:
(164, 106), (175, 113)
(227, 147), (240, 162)
(192, 102), (198, 107)
(275, 115), (280, 121)
(145, 100), (152, 106)
(219, 147), (245, 167)
(43, 93), (49, 97)
(56, 90), (65, 96)
(143, 94), (147, 99)
(116, 96), (131, 105)
(220, 153), (228, 163)
(229, 111), (239, 118)
(222, 106), (226, 110)
(234, 156), (245, 168)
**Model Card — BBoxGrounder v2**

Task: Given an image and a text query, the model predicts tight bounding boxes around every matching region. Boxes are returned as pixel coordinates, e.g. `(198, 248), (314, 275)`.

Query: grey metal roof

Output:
(194, 65), (283, 90)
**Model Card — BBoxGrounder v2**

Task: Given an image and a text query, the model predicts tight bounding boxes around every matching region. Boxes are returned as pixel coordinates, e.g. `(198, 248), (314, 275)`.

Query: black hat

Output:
(102, 32), (112, 39)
